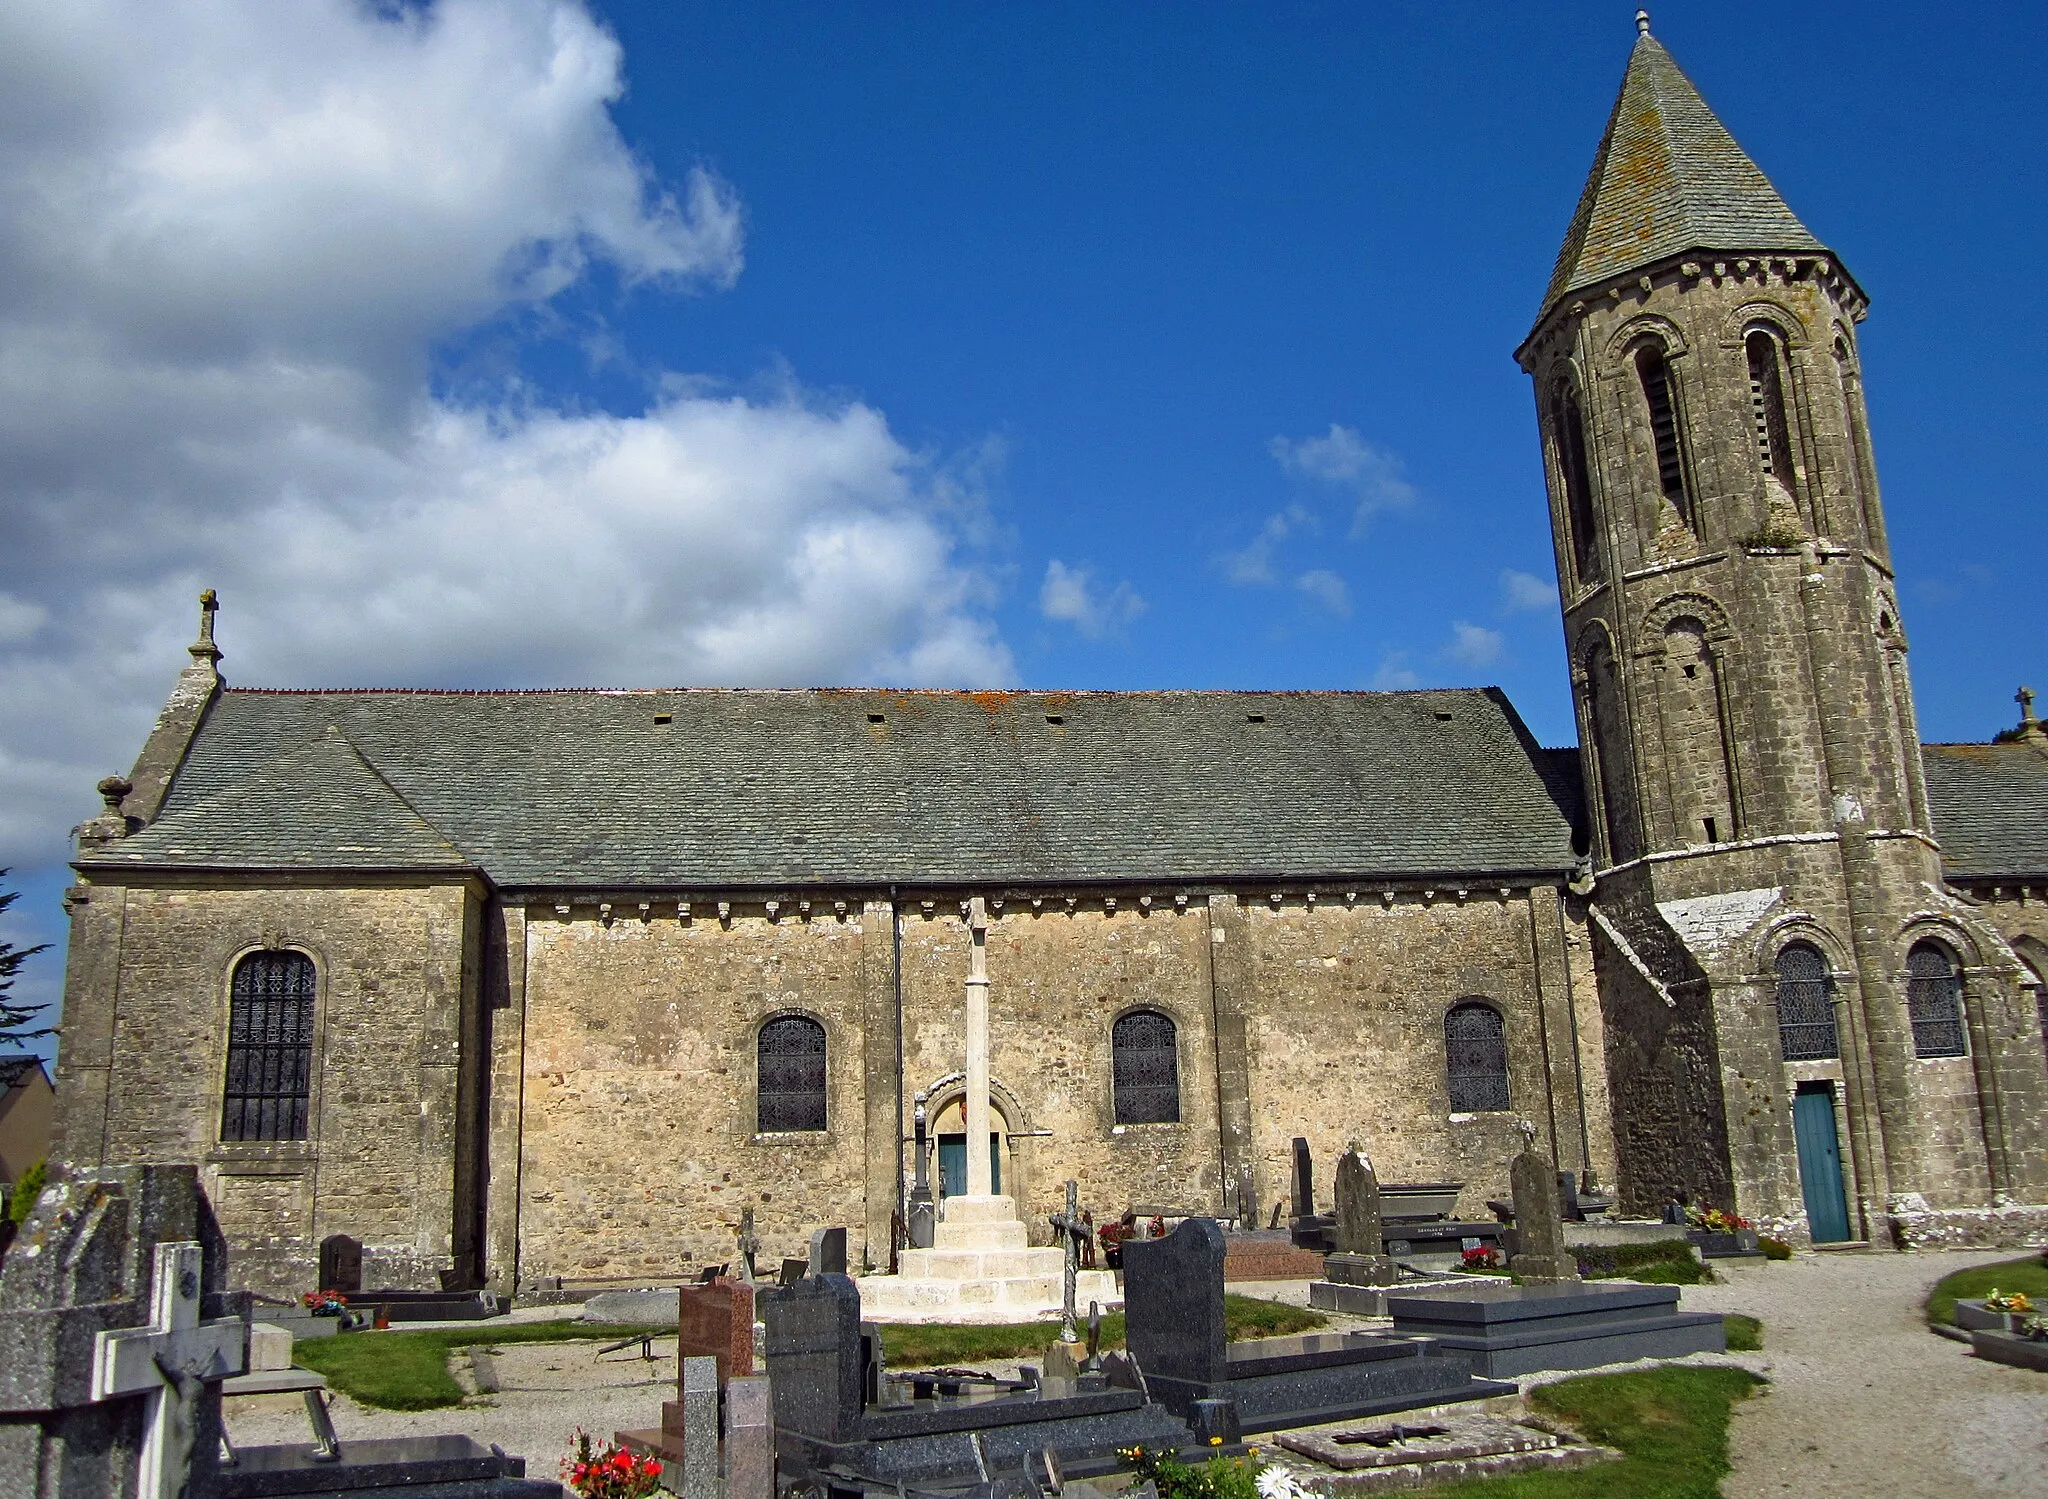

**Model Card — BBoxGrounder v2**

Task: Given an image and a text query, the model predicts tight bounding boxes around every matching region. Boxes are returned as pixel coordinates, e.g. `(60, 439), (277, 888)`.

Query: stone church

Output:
(51, 22), (2048, 1299)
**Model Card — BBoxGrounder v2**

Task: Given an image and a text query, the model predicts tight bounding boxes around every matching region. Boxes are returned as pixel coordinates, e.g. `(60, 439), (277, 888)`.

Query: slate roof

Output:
(85, 687), (1586, 889)
(1922, 742), (2048, 881)
(1542, 32), (1825, 310)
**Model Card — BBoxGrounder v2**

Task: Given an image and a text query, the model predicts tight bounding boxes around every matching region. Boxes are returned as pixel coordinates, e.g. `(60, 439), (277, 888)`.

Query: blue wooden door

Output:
(1793, 1084), (1851, 1243)
(937, 1133), (1001, 1197)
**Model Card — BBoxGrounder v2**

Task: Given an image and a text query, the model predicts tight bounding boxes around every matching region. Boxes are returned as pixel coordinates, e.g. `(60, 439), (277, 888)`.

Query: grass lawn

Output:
(295, 1294), (1323, 1411)
(293, 1319), (672, 1411)
(1418, 1366), (1764, 1499)
(879, 1293), (1323, 1369)
(1924, 1254), (2048, 1326)
(1722, 1314), (1762, 1352)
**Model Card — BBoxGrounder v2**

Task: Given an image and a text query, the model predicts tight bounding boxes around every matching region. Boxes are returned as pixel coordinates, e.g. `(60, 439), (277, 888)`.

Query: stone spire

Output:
(1541, 22), (1828, 311)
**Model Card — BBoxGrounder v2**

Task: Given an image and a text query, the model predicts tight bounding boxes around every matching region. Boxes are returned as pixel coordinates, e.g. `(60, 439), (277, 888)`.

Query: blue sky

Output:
(1, 2), (2043, 1056)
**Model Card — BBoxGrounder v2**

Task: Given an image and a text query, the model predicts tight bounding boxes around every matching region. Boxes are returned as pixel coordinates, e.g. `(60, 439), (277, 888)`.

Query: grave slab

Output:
(1969, 1328), (2048, 1373)
(1274, 1408), (1618, 1491)
(213, 1433), (556, 1496)
(1385, 1280), (1725, 1378)
(1124, 1218), (1513, 1435)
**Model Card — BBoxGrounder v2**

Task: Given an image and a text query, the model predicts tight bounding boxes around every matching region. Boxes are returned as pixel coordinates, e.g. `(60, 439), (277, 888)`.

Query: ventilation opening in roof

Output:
(653, 712), (673, 725)
(1433, 712), (1454, 722)
(1045, 714), (1065, 725)
(867, 713), (886, 724)
(1245, 713), (1266, 724)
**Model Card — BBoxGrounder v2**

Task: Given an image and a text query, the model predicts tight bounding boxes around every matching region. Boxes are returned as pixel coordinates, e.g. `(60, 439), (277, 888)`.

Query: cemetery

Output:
(1, 1128), (1802, 1499)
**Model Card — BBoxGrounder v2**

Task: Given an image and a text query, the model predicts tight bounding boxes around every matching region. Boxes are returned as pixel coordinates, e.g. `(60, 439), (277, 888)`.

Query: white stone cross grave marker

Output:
(91, 1241), (246, 1499)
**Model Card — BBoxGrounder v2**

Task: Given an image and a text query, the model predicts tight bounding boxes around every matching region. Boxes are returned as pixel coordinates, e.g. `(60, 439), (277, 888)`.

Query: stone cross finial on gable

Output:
(91, 1241), (245, 1499)
(189, 589), (222, 666)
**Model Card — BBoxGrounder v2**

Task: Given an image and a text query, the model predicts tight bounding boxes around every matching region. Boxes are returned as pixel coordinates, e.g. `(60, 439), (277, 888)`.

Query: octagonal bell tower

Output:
(1515, 14), (2048, 1240)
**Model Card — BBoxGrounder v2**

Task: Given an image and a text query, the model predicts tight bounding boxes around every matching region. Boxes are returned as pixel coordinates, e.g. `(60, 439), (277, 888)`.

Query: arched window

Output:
(1552, 380), (1601, 582)
(1111, 1010), (1180, 1124)
(1774, 943), (1838, 1060)
(1634, 344), (1692, 524)
(757, 1015), (828, 1133)
(1445, 1002), (1510, 1112)
(1905, 942), (1967, 1058)
(1744, 328), (1800, 503)
(221, 950), (316, 1142)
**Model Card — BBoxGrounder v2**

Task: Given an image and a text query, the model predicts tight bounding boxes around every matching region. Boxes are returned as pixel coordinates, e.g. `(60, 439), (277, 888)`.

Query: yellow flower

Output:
(1209, 1437), (1224, 1446)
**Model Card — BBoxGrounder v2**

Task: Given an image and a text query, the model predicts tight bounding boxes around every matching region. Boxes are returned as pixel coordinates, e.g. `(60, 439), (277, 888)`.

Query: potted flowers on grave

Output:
(1984, 1288), (2034, 1332)
(1460, 1245), (1505, 1273)
(301, 1289), (349, 1317)
(562, 1430), (663, 1499)
(1684, 1205), (1760, 1258)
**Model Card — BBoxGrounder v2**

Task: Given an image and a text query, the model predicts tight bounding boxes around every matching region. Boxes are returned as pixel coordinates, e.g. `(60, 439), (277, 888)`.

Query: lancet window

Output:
(221, 950), (316, 1142)
(1905, 942), (1967, 1059)
(1774, 943), (1838, 1061)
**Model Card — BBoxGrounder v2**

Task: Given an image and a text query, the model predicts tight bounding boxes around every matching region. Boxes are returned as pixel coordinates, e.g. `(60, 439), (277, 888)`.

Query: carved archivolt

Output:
(1730, 299), (1808, 347)
(1603, 312), (1691, 360)
(1640, 591), (1734, 645)
(1749, 914), (1853, 978)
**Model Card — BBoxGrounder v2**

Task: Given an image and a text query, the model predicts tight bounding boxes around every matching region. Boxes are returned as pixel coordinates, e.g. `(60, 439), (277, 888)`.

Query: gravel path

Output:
(1681, 1249), (2048, 1498)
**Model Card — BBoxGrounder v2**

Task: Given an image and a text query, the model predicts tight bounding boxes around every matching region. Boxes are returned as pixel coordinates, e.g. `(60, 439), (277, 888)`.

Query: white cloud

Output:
(1295, 569), (1351, 617)
(1039, 560), (1146, 639)
(0, 0), (1011, 876)
(1499, 568), (1556, 614)
(1268, 424), (1418, 533)
(1445, 621), (1506, 669)
(1219, 504), (1312, 586)
(1369, 653), (1420, 691)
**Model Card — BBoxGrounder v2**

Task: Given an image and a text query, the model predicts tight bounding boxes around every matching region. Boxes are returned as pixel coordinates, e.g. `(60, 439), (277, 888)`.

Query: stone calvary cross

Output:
(90, 1241), (245, 1499)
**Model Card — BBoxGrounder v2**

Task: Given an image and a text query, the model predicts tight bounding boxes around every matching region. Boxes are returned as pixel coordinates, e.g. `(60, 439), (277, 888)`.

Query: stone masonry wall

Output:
(509, 885), (1613, 1286)
(50, 876), (482, 1298)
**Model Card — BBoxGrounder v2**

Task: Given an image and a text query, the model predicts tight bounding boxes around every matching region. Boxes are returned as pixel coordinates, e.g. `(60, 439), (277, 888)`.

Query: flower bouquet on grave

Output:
(1685, 1206), (1752, 1233)
(562, 1429), (663, 1499)
(301, 1289), (349, 1317)
(1984, 1288), (2033, 1331)
(1461, 1245), (1504, 1272)
(2019, 1313), (2048, 1343)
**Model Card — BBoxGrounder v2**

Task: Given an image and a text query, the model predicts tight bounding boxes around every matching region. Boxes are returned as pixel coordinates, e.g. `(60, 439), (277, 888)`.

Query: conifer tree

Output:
(0, 870), (52, 1054)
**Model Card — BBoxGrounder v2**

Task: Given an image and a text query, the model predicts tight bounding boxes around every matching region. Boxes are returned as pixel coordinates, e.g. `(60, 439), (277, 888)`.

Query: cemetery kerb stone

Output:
(757, 1265), (1193, 1490)
(1121, 1217), (1513, 1436)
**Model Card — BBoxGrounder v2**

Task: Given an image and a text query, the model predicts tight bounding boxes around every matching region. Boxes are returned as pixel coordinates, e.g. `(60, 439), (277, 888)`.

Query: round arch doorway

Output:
(920, 1075), (1031, 1209)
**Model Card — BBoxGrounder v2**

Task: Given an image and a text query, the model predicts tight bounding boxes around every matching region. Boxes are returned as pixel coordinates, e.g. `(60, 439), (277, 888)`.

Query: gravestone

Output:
(678, 1355), (719, 1499)
(318, 1233), (363, 1295)
(1508, 1131), (1579, 1285)
(724, 1374), (775, 1499)
(1287, 1138), (1334, 1251)
(758, 1271), (865, 1446)
(1325, 1144), (1395, 1288)
(1123, 1217), (1512, 1434)
(809, 1226), (848, 1277)
(0, 1163), (248, 1499)
(677, 1275), (755, 1386)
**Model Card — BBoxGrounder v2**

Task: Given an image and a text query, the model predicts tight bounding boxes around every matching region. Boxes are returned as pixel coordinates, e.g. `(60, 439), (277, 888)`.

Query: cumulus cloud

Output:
(0, 0), (1011, 874)
(1499, 568), (1557, 614)
(1368, 653), (1421, 691)
(1039, 560), (1146, 639)
(1444, 621), (1507, 669)
(1295, 569), (1351, 617)
(1219, 504), (1312, 586)
(1268, 424), (1417, 533)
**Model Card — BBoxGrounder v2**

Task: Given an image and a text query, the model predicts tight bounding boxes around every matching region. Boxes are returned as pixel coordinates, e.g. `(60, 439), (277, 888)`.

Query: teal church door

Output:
(937, 1133), (1002, 1197)
(1793, 1083), (1851, 1243)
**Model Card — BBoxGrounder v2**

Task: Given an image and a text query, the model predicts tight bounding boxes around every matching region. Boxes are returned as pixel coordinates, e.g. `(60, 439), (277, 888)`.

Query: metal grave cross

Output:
(91, 1241), (246, 1499)
(1047, 1179), (1088, 1344)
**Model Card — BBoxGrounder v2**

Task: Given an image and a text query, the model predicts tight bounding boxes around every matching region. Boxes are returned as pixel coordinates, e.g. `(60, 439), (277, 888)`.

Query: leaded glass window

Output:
(1774, 943), (1838, 1061)
(1111, 1010), (1179, 1124)
(1446, 1002), (1510, 1112)
(1906, 942), (1967, 1058)
(757, 1015), (827, 1133)
(221, 951), (315, 1142)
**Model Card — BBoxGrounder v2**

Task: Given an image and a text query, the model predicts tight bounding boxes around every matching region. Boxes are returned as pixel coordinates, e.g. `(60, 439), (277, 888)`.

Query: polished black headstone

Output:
(1290, 1138), (1315, 1218)
(317, 1233), (362, 1295)
(810, 1225), (849, 1275)
(1122, 1216), (1227, 1387)
(759, 1271), (865, 1444)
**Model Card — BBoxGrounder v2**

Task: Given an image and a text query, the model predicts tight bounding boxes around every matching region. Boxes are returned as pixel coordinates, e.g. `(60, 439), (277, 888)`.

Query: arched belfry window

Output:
(1551, 380), (1601, 582)
(221, 950), (316, 1142)
(1745, 328), (1800, 503)
(1634, 343), (1693, 524)
(1445, 1002), (1510, 1112)
(1111, 1010), (1180, 1124)
(1905, 942), (1967, 1058)
(1774, 943), (1838, 1060)
(757, 1015), (828, 1133)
